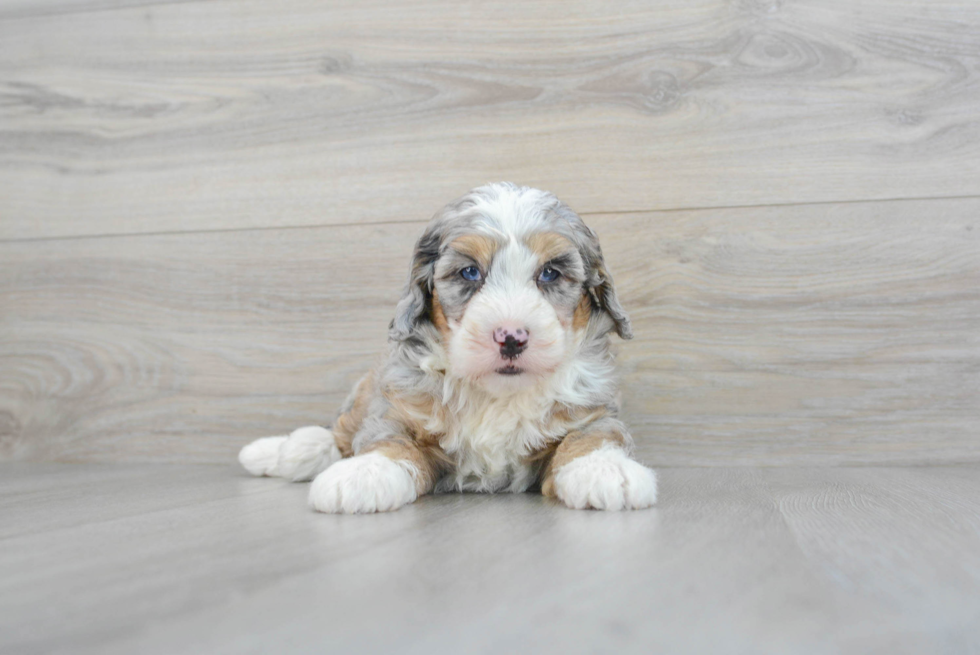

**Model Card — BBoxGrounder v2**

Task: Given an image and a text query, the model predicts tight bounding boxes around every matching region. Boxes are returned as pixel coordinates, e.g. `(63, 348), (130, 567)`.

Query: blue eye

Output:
(538, 266), (560, 283)
(460, 266), (482, 281)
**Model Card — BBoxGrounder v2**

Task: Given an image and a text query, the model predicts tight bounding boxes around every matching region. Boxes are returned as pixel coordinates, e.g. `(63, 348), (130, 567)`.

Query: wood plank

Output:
(3, 0), (980, 239)
(0, 0), (199, 21)
(1, 463), (978, 654)
(1, 196), (977, 465)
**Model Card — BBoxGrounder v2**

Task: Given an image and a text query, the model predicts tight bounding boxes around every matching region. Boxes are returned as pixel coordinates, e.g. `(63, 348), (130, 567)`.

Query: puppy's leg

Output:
(309, 437), (444, 514)
(540, 421), (657, 511)
(238, 426), (342, 481)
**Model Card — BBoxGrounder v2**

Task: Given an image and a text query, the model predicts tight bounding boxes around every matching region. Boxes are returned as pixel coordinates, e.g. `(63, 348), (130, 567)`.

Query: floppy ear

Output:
(557, 205), (633, 340)
(588, 246), (633, 340)
(389, 226), (441, 341)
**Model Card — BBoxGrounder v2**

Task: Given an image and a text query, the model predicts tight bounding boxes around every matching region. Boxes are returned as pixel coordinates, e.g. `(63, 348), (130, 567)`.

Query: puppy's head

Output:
(391, 183), (631, 395)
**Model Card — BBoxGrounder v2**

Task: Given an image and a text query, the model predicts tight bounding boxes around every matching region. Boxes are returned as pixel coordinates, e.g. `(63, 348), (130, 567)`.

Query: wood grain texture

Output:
(0, 0), (199, 21)
(2, 0), (980, 239)
(1, 463), (978, 654)
(2, 196), (977, 465)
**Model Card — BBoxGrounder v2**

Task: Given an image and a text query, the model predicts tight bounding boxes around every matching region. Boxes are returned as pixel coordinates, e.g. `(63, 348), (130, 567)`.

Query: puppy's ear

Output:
(389, 225), (441, 341)
(557, 205), (633, 340)
(587, 243), (633, 340)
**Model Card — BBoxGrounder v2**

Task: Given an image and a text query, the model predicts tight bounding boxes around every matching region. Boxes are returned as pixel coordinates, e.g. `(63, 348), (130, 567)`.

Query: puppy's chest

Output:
(433, 398), (556, 494)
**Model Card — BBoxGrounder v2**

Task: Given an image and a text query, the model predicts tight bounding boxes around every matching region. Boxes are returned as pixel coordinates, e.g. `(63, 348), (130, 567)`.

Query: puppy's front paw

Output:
(309, 453), (418, 514)
(554, 443), (657, 511)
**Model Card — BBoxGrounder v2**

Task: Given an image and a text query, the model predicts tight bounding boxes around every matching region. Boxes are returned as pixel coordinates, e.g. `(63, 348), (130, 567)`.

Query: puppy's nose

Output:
(493, 327), (529, 359)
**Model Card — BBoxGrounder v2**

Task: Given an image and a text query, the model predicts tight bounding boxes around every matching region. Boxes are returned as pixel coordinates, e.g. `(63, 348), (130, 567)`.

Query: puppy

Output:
(239, 182), (657, 513)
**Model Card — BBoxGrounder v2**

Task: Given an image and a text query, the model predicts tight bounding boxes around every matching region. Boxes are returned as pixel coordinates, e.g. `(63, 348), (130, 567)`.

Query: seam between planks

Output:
(2, 192), (980, 246)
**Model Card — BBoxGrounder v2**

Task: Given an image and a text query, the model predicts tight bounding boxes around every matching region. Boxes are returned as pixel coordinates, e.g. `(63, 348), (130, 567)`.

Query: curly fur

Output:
(240, 183), (657, 513)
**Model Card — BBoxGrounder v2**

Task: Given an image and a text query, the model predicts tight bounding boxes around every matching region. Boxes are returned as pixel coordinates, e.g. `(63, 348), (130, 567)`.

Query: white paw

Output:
(309, 453), (418, 514)
(277, 426), (342, 482)
(238, 436), (288, 477)
(554, 443), (658, 511)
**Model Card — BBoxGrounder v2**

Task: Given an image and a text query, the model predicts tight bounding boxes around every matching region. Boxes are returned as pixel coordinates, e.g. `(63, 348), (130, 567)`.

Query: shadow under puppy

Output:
(240, 182), (657, 513)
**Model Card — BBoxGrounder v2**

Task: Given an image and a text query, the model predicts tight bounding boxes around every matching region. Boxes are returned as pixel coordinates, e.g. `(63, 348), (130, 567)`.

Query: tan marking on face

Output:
(572, 293), (592, 332)
(450, 234), (498, 270)
(524, 231), (576, 264)
(430, 289), (451, 339)
(538, 427), (628, 498)
(332, 370), (375, 457)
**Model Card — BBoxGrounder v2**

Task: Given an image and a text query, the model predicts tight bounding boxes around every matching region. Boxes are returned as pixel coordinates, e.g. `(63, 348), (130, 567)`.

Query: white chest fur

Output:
(434, 384), (558, 493)
(420, 344), (616, 494)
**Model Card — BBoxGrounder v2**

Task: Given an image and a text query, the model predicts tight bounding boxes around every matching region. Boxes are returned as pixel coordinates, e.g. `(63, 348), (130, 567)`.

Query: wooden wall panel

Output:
(2, 197), (977, 465)
(2, 0), (980, 239)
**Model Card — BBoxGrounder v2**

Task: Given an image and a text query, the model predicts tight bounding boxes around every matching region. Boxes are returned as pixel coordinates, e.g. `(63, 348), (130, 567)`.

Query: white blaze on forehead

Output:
(484, 240), (538, 294)
(466, 184), (557, 240)
(462, 185), (558, 291)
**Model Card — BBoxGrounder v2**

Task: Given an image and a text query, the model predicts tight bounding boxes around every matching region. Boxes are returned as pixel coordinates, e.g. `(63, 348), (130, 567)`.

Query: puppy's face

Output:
(391, 184), (632, 396)
(434, 227), (587, 394)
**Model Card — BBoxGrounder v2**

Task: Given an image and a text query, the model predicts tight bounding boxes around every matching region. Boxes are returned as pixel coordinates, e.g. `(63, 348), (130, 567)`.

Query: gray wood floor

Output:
(2, 462), (979, 655)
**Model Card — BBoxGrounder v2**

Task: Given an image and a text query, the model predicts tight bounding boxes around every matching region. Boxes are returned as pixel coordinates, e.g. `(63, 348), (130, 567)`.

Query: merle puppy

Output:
(240, 182), (657, 514)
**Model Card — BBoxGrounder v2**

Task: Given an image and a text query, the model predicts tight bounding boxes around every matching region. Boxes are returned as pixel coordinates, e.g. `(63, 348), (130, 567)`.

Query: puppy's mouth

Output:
(495, 364), (524, 376)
